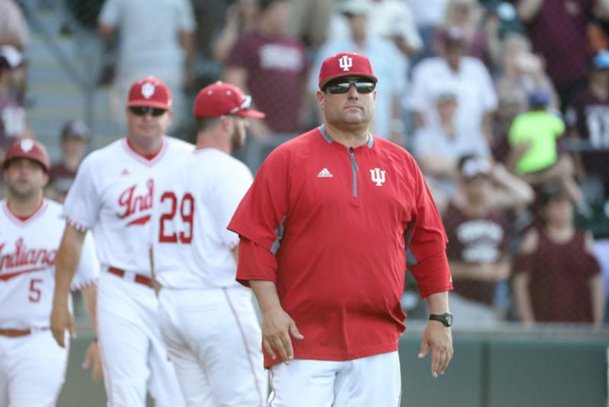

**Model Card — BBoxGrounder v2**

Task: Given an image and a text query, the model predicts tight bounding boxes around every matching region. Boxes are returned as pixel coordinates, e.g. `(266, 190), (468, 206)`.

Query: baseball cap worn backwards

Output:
(193, 82), (265, 119)
(127, 76), (172, 109)
(3, 139), (51, 173)
(318, 52), (378, 90)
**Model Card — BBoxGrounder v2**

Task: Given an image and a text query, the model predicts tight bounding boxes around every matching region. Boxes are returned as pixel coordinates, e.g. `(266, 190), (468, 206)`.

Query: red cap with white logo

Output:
(127, 76), (172, 109)
(318, 52), (378, 89)
(193, 82), (265, 119)
(3, 138), (51, 173)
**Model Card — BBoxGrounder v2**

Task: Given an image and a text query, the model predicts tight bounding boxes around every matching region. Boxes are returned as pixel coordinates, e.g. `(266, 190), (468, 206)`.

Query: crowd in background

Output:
(0, 0), (608, 327)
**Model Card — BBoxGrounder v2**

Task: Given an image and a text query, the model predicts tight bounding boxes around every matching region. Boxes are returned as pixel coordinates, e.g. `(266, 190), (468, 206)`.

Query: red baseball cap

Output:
(318, 52), (377, 89)
(193, 82), (265, 119)
(3, 138), (50, 173)
(127, 76), (172, 109)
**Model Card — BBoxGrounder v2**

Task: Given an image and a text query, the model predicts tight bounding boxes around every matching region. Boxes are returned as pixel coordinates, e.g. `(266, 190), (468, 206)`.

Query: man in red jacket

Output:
(229, 51), (454, 406)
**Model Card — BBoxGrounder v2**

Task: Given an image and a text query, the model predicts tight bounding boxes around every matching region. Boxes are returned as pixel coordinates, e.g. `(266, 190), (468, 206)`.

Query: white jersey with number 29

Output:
(152, 148), (253, 289)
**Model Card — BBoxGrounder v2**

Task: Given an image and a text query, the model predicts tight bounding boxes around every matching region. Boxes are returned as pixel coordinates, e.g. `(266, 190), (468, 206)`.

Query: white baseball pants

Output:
(158, 286), (267, 407)
(97, 272), (185, 407)
(0, 331), (67, 407)
(268, 352), (402, 407)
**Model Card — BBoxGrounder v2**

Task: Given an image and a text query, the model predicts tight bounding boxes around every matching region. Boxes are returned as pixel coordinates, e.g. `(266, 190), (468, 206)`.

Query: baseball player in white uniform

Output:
(151, 82), (267, 406)
(0, 139), (99, 407)
(50, 77), (191, 407)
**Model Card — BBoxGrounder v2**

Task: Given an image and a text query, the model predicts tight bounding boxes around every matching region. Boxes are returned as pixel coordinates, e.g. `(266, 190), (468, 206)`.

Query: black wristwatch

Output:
(429, 312), (453, 327)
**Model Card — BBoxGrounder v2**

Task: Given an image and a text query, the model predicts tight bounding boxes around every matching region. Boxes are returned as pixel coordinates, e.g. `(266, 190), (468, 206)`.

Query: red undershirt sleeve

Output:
(409, 250), (452, 298)
(236, 237), (278, 287)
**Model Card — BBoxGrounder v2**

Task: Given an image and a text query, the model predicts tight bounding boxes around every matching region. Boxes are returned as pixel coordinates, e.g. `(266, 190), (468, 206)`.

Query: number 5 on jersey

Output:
(159, 192), (195, 244)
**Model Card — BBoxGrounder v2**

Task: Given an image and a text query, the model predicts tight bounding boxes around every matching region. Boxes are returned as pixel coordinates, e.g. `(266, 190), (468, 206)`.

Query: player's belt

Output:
(0, 328), (47, 337)
(107, 266), (153, 288)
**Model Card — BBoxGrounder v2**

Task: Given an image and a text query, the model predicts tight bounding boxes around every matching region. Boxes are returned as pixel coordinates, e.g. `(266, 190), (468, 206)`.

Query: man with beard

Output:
(150, 82), (268, 406)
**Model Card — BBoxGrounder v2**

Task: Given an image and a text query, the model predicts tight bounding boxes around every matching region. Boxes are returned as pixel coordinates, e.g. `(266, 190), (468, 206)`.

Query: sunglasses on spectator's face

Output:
(325, 79), (376, 94)
(129, 106), (167, 117)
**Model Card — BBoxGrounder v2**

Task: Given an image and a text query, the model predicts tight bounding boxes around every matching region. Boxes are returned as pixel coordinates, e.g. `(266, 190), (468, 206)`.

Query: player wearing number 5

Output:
(150, 82), (267, 406)
(51, 77), (190, 406)
(0, 139), (99, 406)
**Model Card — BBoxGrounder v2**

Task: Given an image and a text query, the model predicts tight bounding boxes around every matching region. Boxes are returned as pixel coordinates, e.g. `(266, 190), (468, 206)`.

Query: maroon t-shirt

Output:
(444, 202), (509, 305)
(518, 227), (600, 323)
(226, 31), (308, 134)
(566, 87), (609, 183)
(49, 162), (78, 201)
(523, 0), (593, 87)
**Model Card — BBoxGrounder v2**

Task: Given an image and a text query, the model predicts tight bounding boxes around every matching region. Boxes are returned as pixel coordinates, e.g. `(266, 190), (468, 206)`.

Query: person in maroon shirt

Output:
(444, 154), (533, 326)
(47, 119), (89, 203)
(566, 51), (609, 194)
(517, 0), (609, 111)
(224, 0), (308, 139)
(513, 181), (604, 326)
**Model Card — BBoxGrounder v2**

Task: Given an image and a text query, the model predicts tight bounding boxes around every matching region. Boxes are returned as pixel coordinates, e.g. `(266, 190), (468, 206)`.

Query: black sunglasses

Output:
(325, 79), (375, 94)
(129, 106), (167, 117)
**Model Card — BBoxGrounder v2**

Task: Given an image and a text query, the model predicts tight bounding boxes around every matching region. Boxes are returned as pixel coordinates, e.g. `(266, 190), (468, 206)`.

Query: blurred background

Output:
(1, 0), (608, 405)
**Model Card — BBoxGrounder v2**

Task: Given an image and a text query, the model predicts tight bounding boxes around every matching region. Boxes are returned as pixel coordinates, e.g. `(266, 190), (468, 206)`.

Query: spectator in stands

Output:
(494, 33), (558, 114)
(212, 0), (258, 63)
(97, 0), (196, 131)
(517, 0), (609, 112)
(410, 26), (497, 145)
(47, 119), (89, 203)
(434, 0), (500, 68)
(406, 0), (449, 63)
(566, 51), (609, 197)
(0, 46), (27, 163)
(413, 89), (491, 213)
(513, 181), (604, 326)
(444, 155), (533, 326)
(311, 0), (406, 144)
(507, 90), (582, 203)
(329, 0), (423, 59)
(286, 0), (335, 50)
(0, 0), (29, 51)
(224, 0), (309, 139)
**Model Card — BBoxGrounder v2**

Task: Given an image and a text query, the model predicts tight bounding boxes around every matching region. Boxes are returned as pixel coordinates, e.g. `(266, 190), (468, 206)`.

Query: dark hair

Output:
(258, 0), (286, 12)
(536, 181), (569, 208)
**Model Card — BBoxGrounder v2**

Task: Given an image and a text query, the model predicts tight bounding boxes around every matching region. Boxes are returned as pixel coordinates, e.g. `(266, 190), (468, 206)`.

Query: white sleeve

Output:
(71, 232), (100, 291)
(98, 0), (121, 27)
(176, 0), (196, 32)
(476, 61), (498, 112)
(62, 157), (101, 230)
(409, 63), (431, 112)
(213, 162), (253, 248)
(396, 4), (423, 51)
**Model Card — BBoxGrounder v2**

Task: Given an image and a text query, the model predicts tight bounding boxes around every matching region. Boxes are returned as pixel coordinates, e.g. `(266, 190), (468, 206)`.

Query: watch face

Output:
(445, 313), (454, 326)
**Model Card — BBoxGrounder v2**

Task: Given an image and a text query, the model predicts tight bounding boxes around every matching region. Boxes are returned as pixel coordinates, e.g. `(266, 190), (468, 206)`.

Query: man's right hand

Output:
(50, 302), (74, 348)
(261, 306), (304, 364)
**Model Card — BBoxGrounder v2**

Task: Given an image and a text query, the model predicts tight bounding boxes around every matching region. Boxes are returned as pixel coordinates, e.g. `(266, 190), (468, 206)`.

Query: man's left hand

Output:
(418, 321), (453, 378)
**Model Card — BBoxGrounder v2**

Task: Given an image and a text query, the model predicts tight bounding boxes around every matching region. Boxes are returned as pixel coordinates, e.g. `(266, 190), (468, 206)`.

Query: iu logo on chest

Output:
(369, 168), (386, 186)
(117, 178), (154, 226)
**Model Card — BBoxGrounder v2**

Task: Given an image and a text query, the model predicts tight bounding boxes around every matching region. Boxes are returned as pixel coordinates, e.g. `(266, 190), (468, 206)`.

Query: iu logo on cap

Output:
(141, 82), (156, 99)
(338, 55), (353, 72)
(20, 139), (34, 152)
